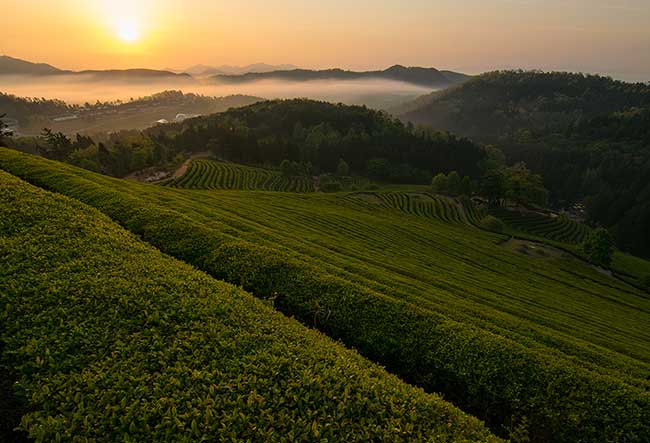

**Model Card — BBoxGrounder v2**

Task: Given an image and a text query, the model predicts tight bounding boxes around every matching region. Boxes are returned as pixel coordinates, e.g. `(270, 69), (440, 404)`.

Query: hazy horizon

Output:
(3, 0), (649, 83)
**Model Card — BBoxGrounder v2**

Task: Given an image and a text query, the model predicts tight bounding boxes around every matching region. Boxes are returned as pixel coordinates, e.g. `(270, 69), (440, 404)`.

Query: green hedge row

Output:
(0, 169), (499, 442)
(1, 149), (649, 442)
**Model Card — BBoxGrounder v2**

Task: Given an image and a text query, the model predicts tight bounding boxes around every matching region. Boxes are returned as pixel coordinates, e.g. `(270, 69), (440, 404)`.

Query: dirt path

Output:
(172, 152), (211, 180)
(124, 152), (211, 183)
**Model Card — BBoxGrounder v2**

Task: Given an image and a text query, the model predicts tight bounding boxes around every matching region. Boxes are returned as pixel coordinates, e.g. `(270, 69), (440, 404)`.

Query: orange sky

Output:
(2, 0), (649, 81)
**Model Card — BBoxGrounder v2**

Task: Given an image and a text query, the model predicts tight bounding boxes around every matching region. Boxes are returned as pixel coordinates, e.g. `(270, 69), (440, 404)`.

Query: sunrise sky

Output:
(2, 0), (649, 81)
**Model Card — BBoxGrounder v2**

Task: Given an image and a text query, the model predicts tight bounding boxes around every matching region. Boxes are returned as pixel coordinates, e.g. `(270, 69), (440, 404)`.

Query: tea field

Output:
(0, 169), (500, 442)
(165, 159), (315, 192)
(1, 148), (649, 442)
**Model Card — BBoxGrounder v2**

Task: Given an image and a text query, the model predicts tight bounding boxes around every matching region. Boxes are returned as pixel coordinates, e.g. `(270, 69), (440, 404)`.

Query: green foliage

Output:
(643, 275), (650, 292)
(480, 215), (506, 233)
(479, 164), (549, 208)
(39, 128), (74, 161)
(582, 228), (614, 267)
(494, 210), (590, 244)
(0, 170), (499, 442)
(280, 159), (291, 177)
(431, 173), (448, 193)
(3, 150), (650, 443)
(336, 158), (350, 177)
(400, 70), (650, 257)
(432, 171), (472, 196)
(346, 192), (464, 224)
(167, 159), (315, 192)
(164, 99), (485, 182)
(460, 176), (473, 196)
(0, 113), (13, 145)
(319, 178), (343, 193)
(447, 171), (461, 195)
(401, 70), (650, 142)
(502, 163), (549, 208)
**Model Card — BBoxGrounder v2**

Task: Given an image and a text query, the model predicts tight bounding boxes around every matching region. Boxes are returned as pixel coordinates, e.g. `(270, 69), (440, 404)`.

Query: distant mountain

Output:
(0, 55), (64, 75)
(73, 69), (193, 82)
(210, 65), (471, 88)
(0, 56), (192, 82)
(184, 63), (299, 77)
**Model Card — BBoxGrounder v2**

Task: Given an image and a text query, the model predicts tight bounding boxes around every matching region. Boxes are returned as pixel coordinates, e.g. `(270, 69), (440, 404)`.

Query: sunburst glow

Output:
(116, 19), (140, 43)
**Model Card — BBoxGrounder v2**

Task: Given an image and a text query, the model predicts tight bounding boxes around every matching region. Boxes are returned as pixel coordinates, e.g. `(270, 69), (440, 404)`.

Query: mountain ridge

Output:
(0, 55), (192, 81)
(210, 65), (471, 88)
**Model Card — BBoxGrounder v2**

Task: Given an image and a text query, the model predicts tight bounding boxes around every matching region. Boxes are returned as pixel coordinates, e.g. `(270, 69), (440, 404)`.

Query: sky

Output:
(2, 0), (649, 81)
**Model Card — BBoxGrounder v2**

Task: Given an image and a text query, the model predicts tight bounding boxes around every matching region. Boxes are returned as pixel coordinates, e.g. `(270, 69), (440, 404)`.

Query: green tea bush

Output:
(1, 149), (649, 443)
(480, 215), (506, 233)
(0, 170), (499, 442)
(166, 159), (315, 192)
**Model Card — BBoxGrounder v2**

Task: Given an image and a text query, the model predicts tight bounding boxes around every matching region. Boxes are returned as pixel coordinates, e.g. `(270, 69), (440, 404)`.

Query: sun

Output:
(116, 19), (140, 43)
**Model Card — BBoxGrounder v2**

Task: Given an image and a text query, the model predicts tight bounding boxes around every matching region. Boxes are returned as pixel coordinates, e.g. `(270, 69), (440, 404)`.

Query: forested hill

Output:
(398, 71), (650, 140)
(149, 99), (487, 182)
(503, 107), (650, 257)
(398, 71), (650, 257)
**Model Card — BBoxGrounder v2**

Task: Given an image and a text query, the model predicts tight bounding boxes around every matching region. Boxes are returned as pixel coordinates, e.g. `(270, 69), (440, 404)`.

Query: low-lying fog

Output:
(0, 75), (433, 109)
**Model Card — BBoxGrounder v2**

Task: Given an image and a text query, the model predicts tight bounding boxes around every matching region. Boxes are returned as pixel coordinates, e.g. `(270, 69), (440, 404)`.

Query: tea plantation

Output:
(0, 169), (500, 442)
(165, 159), (315, 192)
(492, 209), (590, 244)
(1, 148), (650, 442)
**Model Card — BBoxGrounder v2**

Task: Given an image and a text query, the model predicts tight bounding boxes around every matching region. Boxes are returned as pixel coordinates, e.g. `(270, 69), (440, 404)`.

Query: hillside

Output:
(398, 70), (650, 138)
(164, 159), (317, 192)
(0, 168), (501, 442)
(2, 148), (649, 443)
(149, 99), (486, 183)
(0, 55), (63, 75)
(211, 65), (471, 88)
(398, 71), (650, 258)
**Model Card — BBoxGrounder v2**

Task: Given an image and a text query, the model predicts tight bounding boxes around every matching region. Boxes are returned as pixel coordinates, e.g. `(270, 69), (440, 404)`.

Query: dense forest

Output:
(154, 99), (487, 183)
(399, 71), (650, 257)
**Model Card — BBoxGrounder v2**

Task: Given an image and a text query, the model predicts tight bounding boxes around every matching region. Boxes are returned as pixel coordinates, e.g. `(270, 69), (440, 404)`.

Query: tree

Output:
(337, 159), (350, 177)
(447, 171), (461, 195)
(0, 113), (13, 145)
(582, 228), (614, 267)
(480, 145), (506, 172)
(367, 158), (390, 180)
(431, 173), (448, 194)
(460, 176), (473, 196)
(40, 128), (73, 161)
(503, 162), (549, 207)
(480, 172), (506, 207)
(280, 159), (292, 177)
(97, 142), (113, 175)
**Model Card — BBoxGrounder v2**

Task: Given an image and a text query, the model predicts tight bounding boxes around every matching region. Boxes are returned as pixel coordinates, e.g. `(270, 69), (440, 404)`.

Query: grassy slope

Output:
(1, 149), (649, 442)
(0, 169), (500, 442)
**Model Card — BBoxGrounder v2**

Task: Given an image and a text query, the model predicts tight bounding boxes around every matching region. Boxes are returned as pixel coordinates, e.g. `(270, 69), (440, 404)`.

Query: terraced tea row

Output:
(2, 149), (649, 443)
(494, 209), (590, 244)
(346, 192), (465, 224)
(166, 159), (315, 192)
(0, 170), (499, 442)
